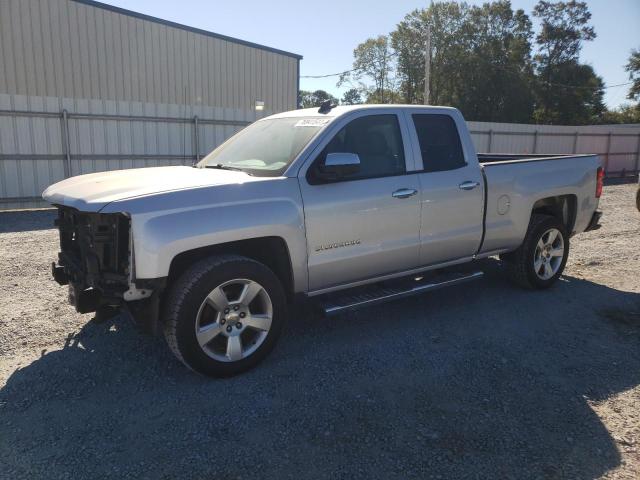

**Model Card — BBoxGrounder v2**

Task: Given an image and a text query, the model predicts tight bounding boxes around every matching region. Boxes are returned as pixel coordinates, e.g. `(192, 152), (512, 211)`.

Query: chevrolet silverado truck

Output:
(43, 104), (603, 376)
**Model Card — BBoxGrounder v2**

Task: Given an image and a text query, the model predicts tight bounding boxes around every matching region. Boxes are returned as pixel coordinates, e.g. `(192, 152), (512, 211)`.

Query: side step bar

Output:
(320, 271), (483, 316)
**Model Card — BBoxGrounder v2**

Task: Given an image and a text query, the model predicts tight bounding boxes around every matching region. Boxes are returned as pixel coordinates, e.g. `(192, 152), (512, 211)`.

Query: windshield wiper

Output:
(203, 164), (252, 175)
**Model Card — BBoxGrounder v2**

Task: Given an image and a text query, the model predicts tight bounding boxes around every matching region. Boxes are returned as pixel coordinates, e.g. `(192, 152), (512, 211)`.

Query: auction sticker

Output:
(295, 118), (331, 127)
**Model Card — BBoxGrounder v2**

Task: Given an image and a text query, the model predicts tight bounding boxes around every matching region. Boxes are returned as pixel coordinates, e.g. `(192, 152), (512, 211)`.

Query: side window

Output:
(412, 114), (466, 172)
(311, 114), (406, 181)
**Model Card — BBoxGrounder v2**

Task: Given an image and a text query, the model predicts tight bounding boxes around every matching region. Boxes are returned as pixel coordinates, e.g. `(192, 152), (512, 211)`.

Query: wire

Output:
(301, 52), (399, 79)
(301, 54), (632, 92)
(301, 68), (359, 79)
(540, 80), (631, 90)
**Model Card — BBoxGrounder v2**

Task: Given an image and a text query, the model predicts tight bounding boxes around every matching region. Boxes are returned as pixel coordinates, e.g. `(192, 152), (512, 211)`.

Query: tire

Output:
(501, 214), (569, 290)
(636, 186), (640, 212)
(163, 254), (287, 377)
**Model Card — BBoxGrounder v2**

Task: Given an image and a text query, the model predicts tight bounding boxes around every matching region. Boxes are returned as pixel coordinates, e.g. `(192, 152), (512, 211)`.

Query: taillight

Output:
(595, 167), (604, 198)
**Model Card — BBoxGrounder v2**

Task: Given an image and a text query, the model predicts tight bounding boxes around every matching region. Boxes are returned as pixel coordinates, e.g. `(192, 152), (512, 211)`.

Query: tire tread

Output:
(162, 254), (259, 373)
(503, 214), (567, 289)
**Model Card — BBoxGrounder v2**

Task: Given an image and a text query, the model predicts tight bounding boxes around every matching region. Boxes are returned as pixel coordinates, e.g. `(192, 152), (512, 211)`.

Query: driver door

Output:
(299, 112), (421, 292)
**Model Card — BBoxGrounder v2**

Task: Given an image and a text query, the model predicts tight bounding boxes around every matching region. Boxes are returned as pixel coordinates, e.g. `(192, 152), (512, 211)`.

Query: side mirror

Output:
(317, 152), (360, 181)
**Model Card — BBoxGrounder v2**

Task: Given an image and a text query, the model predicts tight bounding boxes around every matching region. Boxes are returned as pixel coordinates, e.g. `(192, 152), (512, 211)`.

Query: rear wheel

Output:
(502, 214), (569, 289)
(163, 255), (286, 377)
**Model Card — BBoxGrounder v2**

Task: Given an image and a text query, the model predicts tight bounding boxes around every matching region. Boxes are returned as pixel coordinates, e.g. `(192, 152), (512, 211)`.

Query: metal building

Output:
(0, 0), (302, 209)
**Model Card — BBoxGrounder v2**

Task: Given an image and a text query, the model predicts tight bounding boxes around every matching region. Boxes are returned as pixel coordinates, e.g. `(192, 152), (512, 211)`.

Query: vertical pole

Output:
(61, 109), (72, 178)
(193, 115), (200, 164)
(604, 132), (612, 174)
(296, 58), (301, 109)
(635, 133), (640, 175)
(423, 24), (431, 105)
(487, 129), (493, 153)
(533, 130), (539, 154)
(573, 131), (579, 154)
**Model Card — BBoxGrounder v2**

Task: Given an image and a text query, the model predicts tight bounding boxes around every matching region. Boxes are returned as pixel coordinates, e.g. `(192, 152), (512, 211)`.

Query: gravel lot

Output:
(1, 183), (639, 479)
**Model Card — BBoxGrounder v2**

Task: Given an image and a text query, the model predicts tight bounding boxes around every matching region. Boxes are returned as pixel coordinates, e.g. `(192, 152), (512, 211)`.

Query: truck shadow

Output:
(0, 209), (56, 233)
(1, 262), (639, 479)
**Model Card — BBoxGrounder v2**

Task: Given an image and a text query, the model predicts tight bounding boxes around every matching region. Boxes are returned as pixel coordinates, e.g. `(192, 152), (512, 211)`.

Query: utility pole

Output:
(424, 24), (431, 105)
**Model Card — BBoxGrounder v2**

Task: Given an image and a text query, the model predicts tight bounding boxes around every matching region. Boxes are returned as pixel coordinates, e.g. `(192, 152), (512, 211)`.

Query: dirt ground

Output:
(0, 183), (638, 479)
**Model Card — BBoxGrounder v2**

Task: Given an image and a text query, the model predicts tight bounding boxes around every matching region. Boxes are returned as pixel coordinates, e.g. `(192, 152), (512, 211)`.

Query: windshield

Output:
(198, 117), (330, 176)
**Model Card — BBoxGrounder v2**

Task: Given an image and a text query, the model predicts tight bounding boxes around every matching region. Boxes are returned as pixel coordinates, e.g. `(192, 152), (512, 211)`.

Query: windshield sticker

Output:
(295, 118), (330, 127)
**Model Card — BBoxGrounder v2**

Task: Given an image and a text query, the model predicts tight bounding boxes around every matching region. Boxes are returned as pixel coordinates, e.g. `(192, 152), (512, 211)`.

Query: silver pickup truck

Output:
(43, 104), (603, 376)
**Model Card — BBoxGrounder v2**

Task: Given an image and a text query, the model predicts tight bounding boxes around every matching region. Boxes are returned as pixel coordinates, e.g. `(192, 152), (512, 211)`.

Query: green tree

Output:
(363, 88), (404, 104)
(600, 104), (640, 124)
(341, 88), (363, 105)
(532, 1), (604, 123)
(390, 1), (535, 122)
(626, 48), (640, 102)
(298, 89), (339, 108)
(391, 2), (467, 106)
(339, 35), (395, 103)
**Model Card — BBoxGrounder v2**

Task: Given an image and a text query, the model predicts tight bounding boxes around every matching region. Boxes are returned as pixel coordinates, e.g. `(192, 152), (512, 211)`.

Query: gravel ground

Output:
(0, 183), (639, 479)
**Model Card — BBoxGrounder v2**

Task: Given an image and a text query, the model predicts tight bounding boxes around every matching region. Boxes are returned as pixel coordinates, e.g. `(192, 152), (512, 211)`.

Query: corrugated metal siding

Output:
(0, 93), (260, 209)
(0, 0), (299, 114)
(467, 121), (640, 174)
(2, 96), (637, 210)
(0, 0), (300, 209)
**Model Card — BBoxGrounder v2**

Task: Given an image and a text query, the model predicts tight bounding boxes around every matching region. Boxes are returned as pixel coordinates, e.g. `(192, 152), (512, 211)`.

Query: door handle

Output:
(458, 181), (480, 191)
(392, 188), (418, 199)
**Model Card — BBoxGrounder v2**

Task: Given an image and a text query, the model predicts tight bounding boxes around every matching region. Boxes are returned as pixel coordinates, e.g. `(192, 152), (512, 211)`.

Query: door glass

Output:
(412, 114), (466, 172)
(312, 114), (406, 181)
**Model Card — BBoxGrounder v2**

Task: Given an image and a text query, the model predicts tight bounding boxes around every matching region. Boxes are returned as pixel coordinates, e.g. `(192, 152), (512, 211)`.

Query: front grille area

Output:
(55, 206), (131, 296)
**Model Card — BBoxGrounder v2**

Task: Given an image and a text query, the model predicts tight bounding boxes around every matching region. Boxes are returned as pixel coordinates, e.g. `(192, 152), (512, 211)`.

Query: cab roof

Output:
(266, 104), (459, 120)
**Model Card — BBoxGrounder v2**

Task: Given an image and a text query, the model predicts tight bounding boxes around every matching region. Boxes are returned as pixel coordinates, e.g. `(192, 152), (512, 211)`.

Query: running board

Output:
(320, 271), (484, 316)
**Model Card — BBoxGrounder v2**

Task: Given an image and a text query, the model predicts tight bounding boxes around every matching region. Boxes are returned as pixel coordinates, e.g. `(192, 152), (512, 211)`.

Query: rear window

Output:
(412, 114), (466, 172)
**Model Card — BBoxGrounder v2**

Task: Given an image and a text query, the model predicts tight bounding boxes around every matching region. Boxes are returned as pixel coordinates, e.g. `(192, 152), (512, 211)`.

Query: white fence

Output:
(0, 93), (259, 210)
(467, 120), (640, 176)
(0, 93), (639, 210)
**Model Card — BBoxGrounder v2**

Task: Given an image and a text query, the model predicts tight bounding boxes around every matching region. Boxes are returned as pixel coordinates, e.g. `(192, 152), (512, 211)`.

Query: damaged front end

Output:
(52, 206), (131, 310)
(51, 206), (163, 333)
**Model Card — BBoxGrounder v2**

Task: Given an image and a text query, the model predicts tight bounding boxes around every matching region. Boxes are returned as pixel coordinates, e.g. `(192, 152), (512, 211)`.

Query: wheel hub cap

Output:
(534, 228), (564, 280)
(194, 279), (273, 362)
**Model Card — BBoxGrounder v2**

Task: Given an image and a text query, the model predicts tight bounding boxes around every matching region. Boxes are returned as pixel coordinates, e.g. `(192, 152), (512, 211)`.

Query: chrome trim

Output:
(392, 188), (418, 199)
(323, 271), (484, 315)
(459, 181), (480, 190)
(307, 255), (475, 297)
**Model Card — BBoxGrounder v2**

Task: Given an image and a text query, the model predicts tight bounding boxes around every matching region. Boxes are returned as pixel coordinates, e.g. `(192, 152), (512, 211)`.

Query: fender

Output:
(101, 177), (309, 292)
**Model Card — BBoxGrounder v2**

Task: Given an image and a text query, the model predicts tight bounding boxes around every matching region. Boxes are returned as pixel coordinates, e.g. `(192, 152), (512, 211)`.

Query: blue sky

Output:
(102, 0), (639, 108)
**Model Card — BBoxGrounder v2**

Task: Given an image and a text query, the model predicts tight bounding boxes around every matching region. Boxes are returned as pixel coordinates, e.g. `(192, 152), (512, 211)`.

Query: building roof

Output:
(72, 0), (303, 60)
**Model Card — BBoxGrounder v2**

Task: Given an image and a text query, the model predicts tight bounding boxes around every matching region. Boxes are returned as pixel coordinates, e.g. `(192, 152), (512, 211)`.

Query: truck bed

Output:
(478, 153), (593, 164)
(477, 152), (601, 255)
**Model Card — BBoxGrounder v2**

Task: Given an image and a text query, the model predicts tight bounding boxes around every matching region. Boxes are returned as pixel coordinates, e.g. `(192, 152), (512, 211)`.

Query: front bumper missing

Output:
(68, 283), (102, 314)
(51, 257), (166, 333)
(51, 262), (69, 286)
(585, 210), (602, 232)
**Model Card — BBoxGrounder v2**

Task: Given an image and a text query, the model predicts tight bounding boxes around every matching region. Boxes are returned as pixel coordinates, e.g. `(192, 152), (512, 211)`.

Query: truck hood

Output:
(42, 166), (253, 212)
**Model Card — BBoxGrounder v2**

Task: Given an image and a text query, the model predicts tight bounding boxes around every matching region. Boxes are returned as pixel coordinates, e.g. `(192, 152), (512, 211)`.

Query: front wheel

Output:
(163, 255), (287, 377)
(502, 214), (569, 289)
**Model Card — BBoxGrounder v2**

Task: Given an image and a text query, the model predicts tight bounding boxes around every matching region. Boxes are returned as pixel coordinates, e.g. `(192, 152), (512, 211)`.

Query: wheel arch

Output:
(167, 237), (295, 302)
(531, 194), (577, 234)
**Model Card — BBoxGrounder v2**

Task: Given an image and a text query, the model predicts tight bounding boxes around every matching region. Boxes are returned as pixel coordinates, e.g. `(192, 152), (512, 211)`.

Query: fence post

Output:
(193, 115), (200, 164)
(604, 132), (612, 174)
(635, 133), (640, 175)
(487, 129), (493, 153)
(61, 109), (72, 178)
(532, 130), (538, 154)
(573, 132), (579, 154)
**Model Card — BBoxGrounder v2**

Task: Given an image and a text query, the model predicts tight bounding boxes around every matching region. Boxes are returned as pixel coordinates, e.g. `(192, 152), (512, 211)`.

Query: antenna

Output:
(317, 100), (335, 114)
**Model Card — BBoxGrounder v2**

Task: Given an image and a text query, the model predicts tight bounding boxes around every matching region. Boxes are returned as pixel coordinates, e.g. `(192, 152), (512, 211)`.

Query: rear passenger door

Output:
(407, 113), (485, 266)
